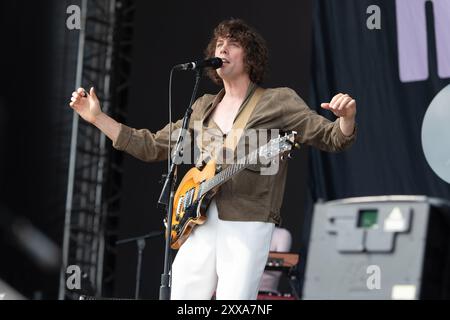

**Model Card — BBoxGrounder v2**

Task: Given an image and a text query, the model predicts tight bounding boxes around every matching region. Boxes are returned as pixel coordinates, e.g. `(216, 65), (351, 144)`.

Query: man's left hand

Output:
(321, 93), (356, 119)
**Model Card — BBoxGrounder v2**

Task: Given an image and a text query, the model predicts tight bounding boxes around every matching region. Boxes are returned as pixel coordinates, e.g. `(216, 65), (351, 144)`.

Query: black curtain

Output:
(299, 0), (450, 293)
(0, 0), (79, 299)
(308, 0), (450, 202)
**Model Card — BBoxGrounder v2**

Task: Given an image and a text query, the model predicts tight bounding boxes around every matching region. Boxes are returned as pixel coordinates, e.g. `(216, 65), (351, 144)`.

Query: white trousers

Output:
(170, 199), (275, 300)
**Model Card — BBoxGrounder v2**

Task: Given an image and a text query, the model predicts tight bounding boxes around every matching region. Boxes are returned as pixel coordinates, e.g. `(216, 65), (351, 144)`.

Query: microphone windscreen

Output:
(209, 57), (223, 69)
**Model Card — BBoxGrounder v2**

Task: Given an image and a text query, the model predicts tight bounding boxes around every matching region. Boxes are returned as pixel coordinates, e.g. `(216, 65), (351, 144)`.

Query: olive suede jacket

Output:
(113, 84), (356, 225)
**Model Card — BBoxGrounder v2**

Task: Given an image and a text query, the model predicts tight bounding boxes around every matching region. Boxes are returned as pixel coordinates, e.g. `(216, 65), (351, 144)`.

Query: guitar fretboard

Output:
(199, 146), (262, 196)
(200, 145), (267, 196)
(197, 132), (296, 197)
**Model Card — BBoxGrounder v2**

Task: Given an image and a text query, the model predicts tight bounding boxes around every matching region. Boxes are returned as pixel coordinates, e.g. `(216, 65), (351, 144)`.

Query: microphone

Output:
(173, 57), (223, 71)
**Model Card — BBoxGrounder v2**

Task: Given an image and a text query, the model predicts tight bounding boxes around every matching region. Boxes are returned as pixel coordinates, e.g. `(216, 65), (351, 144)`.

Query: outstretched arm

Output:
(279, 88), (357, 152)
(320, 93), (357, 137)
(69, 87), (202, 163)
(69, 87), (121, 144)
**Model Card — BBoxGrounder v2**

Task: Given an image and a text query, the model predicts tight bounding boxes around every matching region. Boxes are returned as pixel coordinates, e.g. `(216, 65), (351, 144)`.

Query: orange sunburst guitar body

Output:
(168, 159), (217, 249)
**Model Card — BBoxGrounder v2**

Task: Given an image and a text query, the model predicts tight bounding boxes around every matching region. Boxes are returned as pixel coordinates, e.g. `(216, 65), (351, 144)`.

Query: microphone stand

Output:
(115, 231), (163, 299)
(157, 69), (202, 300)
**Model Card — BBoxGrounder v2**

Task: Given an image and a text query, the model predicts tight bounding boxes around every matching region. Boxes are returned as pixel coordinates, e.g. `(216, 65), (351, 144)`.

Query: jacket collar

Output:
(202, 82), (257, 125)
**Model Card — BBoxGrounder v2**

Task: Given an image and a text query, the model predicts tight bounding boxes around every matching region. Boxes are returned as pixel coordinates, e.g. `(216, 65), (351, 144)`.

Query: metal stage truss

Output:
(59, 0), (135, 300)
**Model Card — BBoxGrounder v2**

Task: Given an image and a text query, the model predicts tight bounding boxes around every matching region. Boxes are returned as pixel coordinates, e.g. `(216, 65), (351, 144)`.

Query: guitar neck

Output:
(197, 132), (296, 197)
(199, 149), (258, 197)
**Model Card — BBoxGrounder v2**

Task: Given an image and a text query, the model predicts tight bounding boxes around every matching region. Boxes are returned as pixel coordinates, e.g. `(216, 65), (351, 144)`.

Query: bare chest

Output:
(210, 100), (242, 134)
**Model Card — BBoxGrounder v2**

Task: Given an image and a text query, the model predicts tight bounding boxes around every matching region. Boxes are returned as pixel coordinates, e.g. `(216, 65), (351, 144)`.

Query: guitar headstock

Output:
(259, 131), (298, 161)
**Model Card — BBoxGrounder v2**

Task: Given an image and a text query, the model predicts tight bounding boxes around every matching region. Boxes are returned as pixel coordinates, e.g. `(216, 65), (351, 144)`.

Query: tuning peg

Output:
(281, 152), (294, 161)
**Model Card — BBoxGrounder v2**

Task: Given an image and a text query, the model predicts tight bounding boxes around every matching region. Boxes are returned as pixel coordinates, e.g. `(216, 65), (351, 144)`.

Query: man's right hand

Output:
(69, 87), (102, 124)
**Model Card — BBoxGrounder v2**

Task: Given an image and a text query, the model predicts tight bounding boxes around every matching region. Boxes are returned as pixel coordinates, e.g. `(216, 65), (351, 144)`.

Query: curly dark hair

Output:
(204, 18), (268, 85)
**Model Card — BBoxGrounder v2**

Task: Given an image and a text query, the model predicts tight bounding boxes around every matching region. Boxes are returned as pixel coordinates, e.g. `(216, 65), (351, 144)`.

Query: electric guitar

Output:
(166, 131), (298, 249)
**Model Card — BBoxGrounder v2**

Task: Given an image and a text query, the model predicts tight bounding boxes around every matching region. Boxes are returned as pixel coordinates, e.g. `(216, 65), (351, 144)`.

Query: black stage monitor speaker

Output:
(303, 196), (450, 299)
